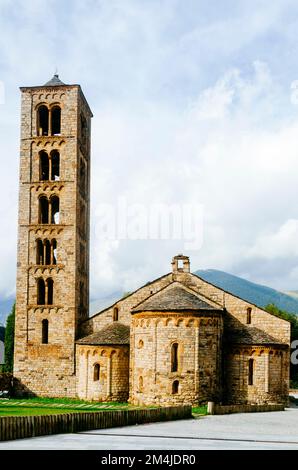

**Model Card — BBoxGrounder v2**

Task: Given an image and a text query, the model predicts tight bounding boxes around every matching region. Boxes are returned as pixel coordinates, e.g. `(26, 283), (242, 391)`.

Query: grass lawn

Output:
(0, 397), (133, 416)
(192, 405), (207, 416)
(0, 397), (207, 417)
(0, 406), (91, 416)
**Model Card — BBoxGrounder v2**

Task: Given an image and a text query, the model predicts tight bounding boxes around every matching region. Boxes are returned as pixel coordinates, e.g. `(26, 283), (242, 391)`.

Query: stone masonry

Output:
(14, 77), (290, 406)
(14, 75), (92, 397)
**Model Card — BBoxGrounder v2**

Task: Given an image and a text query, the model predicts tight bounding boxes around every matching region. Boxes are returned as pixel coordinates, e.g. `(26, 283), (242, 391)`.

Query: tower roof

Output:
(44, 74), (65, 86)
(132, 284), (222, 313)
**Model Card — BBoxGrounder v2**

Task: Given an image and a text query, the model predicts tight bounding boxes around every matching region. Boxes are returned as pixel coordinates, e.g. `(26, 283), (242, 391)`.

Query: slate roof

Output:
(132, 285), (222, 313)
(76, 322), (130, 346)
(44, 74), (65, 86)
(224, 326), (287, 347)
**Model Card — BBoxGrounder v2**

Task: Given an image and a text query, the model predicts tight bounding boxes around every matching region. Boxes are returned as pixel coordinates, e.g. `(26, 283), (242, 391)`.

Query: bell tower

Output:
(14, 74), (92, 397)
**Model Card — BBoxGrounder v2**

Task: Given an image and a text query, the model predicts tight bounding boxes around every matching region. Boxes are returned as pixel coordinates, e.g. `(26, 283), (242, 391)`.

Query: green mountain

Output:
(195, 269), (298, 315)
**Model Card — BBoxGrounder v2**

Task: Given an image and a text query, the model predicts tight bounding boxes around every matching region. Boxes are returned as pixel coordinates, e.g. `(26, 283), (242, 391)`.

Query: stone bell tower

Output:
(14, 74), (92, 397)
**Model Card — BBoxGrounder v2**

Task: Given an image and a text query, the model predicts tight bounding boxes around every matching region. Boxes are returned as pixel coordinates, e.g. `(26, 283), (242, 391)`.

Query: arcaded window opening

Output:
(50, 196), (60, 224)
(39, 151), (49, 180)
(37, 278), (46, 305)
(248, 359), (254, 385)
(47, 278), (54, 305)
(113, 307), (119, 322)
(45, 239), (51, 265)
(247, 307), (252, 324)
(172, 380), (179, 394)
(52, 239), (57, 264)
(93, 363), (100, 381)
(36, 239), (44, 264)
(39, 196), (49, 224)
(51, 151), (60, 181)
(37, 106), (49, 136)
(42, 319), (49, 344)
(171, 342), (179, 372)
(80, 158), (86, 193)
(51, 106), (61, 135)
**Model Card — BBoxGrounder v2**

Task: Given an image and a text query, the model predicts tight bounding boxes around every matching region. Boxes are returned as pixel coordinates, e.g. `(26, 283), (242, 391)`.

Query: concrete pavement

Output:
(0, 408), (298, 450)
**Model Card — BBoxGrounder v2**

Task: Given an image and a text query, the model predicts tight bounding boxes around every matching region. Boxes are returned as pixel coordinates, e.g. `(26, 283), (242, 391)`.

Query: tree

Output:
(265, 303), (298, 342)
(4, 302), (15, 373)
(265, 303), (298, 384)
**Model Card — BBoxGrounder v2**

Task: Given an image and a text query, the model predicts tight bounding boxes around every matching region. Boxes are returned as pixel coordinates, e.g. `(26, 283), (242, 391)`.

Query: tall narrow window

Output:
(248, 359), (254, 385)
(37, 105), (49, 136)
(79, 281), (84, 311)
(51, 150), (60, 181)
(50, 196), (60, 224)
(51, 106), (61, 135)
(42, 319), (49, 344)
(37, 278), (45, 305)
(171, 343), (179, 372)
(93, 364), (100, 381)
(80, 158), (86, 193)
(39, 196), (49, 224)
(52, 239), (57, 265)
(138, 376), (143, 392)
(247, 307), (252, 324)
(45, 239), (51, 265)
(39, 151), (49, 180)
(47, 278), (54, 305)
(172, 380), (179, 394)
(113, 307), (119, 322)
(36, 239), (44, 265)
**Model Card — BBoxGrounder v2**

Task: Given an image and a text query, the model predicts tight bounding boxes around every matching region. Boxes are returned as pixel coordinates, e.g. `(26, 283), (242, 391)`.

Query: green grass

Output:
(0, 397), (154, 416)
(192, 405), (207, 416)
(0, 406), (90, 416)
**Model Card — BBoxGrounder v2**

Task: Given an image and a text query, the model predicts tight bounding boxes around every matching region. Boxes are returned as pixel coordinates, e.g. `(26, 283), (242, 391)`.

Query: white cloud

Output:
(1, 1), (298, 301)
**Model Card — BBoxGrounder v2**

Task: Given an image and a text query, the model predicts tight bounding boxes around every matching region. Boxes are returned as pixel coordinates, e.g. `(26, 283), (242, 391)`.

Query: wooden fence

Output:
(0, 405), (192, 441)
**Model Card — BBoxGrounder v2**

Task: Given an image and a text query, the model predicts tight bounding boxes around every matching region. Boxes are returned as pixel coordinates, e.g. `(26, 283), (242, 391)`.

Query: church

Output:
(13, 76), (290, 406)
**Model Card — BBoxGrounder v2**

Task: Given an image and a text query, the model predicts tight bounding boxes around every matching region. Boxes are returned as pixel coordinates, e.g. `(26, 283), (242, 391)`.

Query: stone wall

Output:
(76, 345), (129, 401)
(211, 403), (285, 415)
(223, 345), (289, 405)
(129, 311), (223, 406)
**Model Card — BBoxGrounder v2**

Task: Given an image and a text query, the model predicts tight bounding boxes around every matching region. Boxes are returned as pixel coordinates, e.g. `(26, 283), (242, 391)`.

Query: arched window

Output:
(42, 319), (49, 344)
(37, 105), (49, 136)
(39, 151), (49, 180)
(47, 278), (54, 305)
(37, 278), (45, 305)
(39, 196), (49, 224)
(45, 239), (51, 265)
(247, 307), (252, 324)
(51, 150), (60, 181)
(138, 376), (143, 392)
(80, 158), (86, 193)
(51, 106), (61, 135)
(52, 239), (57, 265)
(36, 239), (44, 265)
(93, 363), (100, 381)
(113, 307), (119, 322)
(248, 359), (254, 385)
(172, 380), (179, 394)
(171, 343), (179, 372)
(50, 196), (59, 224)
(79, 281), (84, 311)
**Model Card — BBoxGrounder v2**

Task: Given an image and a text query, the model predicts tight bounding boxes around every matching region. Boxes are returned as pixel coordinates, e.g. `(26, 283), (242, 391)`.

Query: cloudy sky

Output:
(1, 0), (298, 303)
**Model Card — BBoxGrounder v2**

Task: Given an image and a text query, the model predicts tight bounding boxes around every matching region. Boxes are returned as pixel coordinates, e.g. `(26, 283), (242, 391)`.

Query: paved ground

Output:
(1, 408), (298, 450)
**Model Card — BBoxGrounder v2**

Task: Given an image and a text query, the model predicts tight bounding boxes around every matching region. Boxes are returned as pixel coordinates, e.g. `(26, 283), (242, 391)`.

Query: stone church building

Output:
(14, 76), (290, 406)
